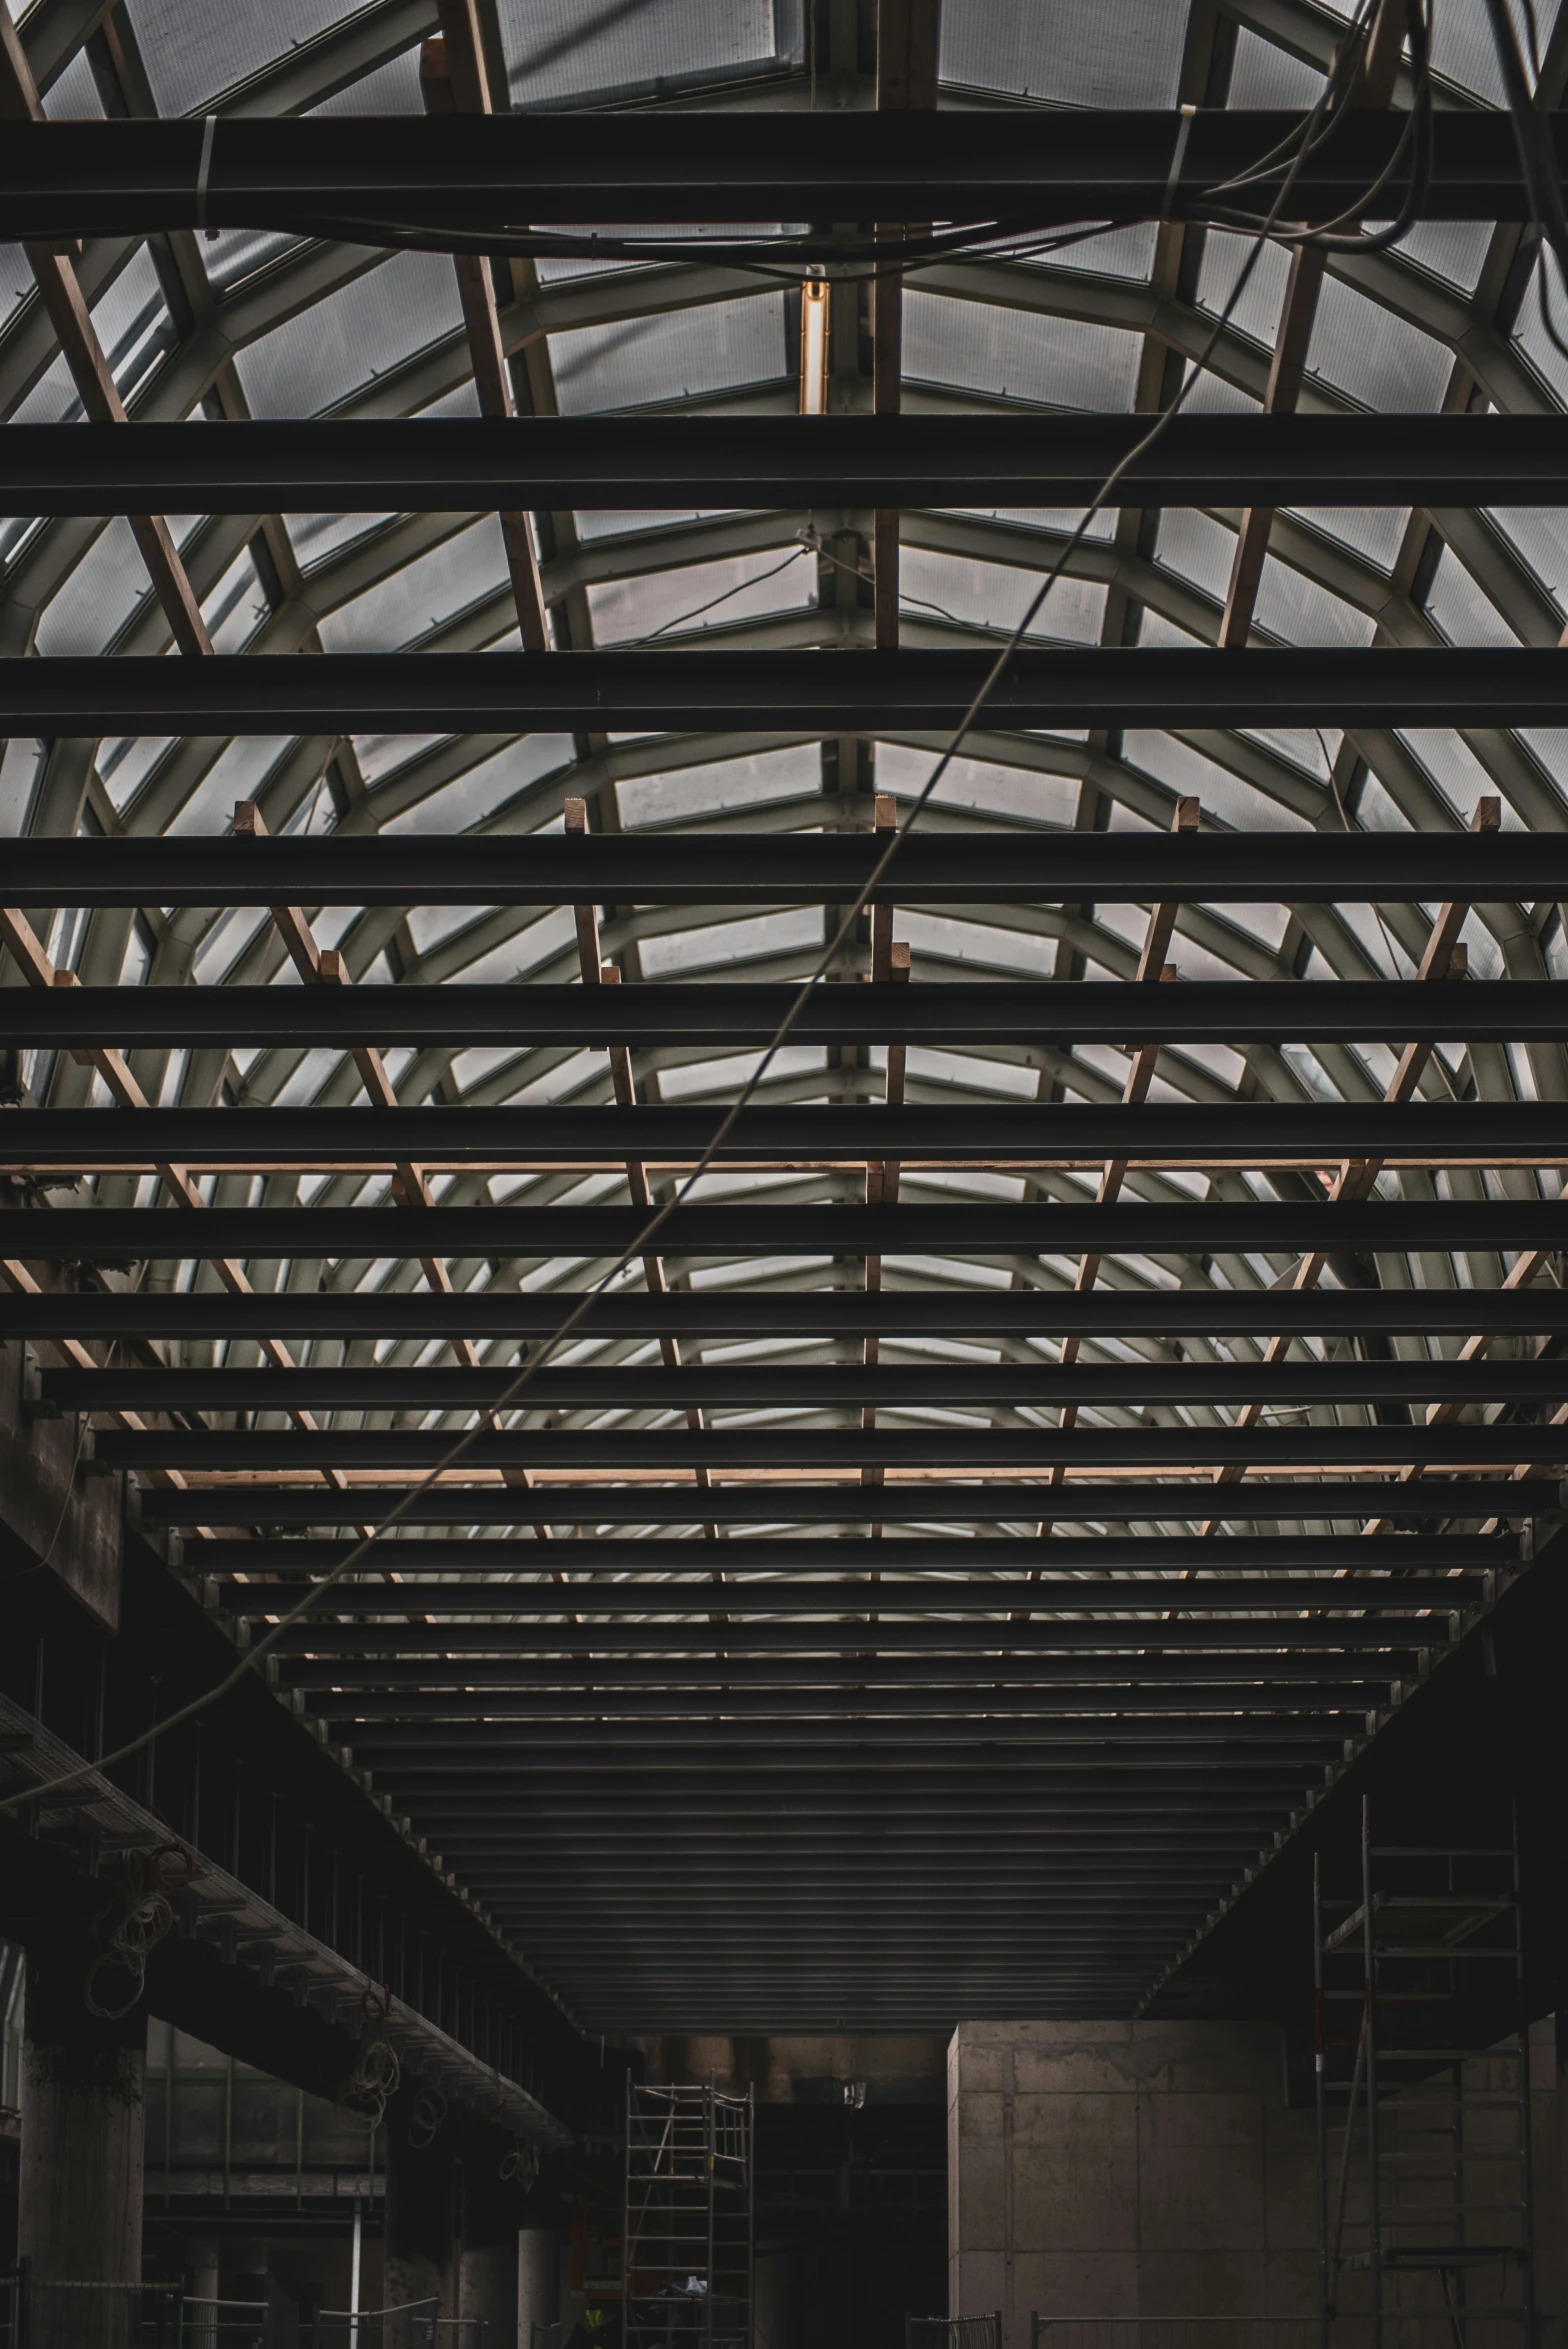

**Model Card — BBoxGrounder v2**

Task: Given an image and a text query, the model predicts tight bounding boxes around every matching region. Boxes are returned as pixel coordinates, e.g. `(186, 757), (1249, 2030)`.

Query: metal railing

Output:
(310, 2305), (441, 2347)
(0, 2277), (466, 2349)
(1032, 2324), (1320, 2349)
(908, 2317), (1004, 2349)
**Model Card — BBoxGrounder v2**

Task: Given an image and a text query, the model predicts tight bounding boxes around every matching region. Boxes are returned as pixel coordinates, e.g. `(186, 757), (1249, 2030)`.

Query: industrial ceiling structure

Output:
(2, 0), (1567, 2038)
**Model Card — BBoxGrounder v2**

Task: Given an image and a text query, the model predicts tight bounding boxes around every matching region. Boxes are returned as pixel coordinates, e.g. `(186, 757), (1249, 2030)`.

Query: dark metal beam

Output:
(139, 1476), (1554, 1523)
(280, 1649), (1396, 1683)
(407, 1787), (1293, 1812)
(92, 1423), (1568, 1469)
(5, 650), (1567, 736)
(299, 1679), (1379, 1711)
(263, 1618), (1431, 1651)
(175, 1533), (1514, 1571)
(21, 1290), (1568, 1340)
(0, 112), (1553, 234)
(6, 1102), (1562, 1172)
(6, 976), (1567, 1050)
(338, 1719), (1342, 1757)
(7, 415), (1568, 519)
(343, 1726), (1340, 1753)
(48, 1360), (1565, 1413)
(211, 1573), (1481, 1614)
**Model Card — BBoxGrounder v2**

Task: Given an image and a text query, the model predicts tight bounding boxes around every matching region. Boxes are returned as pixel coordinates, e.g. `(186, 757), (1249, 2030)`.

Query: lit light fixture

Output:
(799, 276), (830, 414)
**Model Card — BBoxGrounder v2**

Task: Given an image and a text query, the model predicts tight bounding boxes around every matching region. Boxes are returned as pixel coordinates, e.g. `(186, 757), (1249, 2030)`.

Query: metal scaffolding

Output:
(624, 2082), (754, 2349)
(1314, 1800), (1536, 2345)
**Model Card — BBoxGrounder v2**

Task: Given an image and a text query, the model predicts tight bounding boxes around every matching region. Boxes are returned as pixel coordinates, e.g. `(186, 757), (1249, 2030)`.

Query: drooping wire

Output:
(2, 50), (1364, 1820)
(153, 10), (1444, 282)
(1482, 0), (1568, 367)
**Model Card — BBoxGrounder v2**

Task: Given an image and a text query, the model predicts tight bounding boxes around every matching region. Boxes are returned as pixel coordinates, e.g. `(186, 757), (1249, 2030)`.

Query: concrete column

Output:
(384, 2083), (457, 2345)
(460, 2125), (521, 2345)
(185, 2240), (220, 2349)
(19, 1938), (146, 2349)
(517, 2224), (559, 2349)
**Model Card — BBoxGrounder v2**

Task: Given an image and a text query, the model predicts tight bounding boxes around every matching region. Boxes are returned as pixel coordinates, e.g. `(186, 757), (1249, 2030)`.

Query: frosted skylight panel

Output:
(36, 516), (153, 654)
(308, 46), (425, 112)
(1153, 510), (1236, 605)
(87, 247), (176, 409)
(128, 0), (366, 111)
(587, 547), (814, 644)
(286, 511), (398, 572)
(1123, 734), (1314, 831)
(618, 747), (820, 828)
(1398, 731), (1543, 826)
(1486, 510), (1568, 615)
(1509, 256), (1568, 405)
(1305, 280), (1453, 412)
(1227, 27), (1325, 105)
(577, 509), (742, 544)
(904, 295), (1140, 411)
(873, 745), (1079, 828)
(38, 47), (102, 114)
(202, 547), (268, 655)
(642, 909), (821, 976)
(940, 0), (1187, 101)
(498, 0), (801, 107)
(549, 296), (788, 414)
(0, 243), (31, 340)
(381, 738), (577, 833)
(899, 548), (1108, 644)
(235, 252), (465, 419)
(1517, 733), (1568, 818)
(1254, 558), (1376, 647)
(1238, 726), (1342, 781)
(0, 740), (41, 837)
(1022, 226), (1160, 285)
(1283, 507), (1408, 573)
(1420, 0), (1562, 101)
(1392, 223), (1495, 296)
(1421, 546), (1521, 647)
(1195, 232), (1291, 354)
(201, 230), (305, 299)
(317, 518), (510, 654)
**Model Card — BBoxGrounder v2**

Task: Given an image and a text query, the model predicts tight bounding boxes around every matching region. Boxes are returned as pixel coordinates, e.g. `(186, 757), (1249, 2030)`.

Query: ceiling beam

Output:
(137, 1476), (1558, 1523)
(10, 413), (1568, 514)
(91, 1423), (1568, 1471)
(39, 1361), (1568, 1411)
(6, 649), (1568, 734)
(173, 1534), (1513, 1570)
(6, 1101), (1560, 1171)
(1, 111), (1555, 233)
(6, 977), (1566, 1050)
(209, 1574), (1481, 1614)
(8, 826), (1568, 906)
(18, 1290), (1568, 1340)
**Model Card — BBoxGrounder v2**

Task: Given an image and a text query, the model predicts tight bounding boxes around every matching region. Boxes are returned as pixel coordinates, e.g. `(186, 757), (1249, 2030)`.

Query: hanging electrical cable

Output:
(339, 2035), (402, 2125)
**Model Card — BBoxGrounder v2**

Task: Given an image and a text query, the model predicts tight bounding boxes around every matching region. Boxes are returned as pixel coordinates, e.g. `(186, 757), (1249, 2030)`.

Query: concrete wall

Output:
(948, 2021), (1317, 2344)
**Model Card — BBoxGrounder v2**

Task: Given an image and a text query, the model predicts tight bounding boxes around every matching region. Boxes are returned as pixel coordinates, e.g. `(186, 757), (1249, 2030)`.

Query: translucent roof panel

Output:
(127, 0), (371, 112)
(549, 296), (788, 413)
(940, 0), (1189, 102)
(499, 0), (803, 108)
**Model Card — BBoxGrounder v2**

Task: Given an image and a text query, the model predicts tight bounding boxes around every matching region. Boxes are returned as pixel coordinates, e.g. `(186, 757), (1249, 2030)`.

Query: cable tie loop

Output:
(1162, 103), (1199, 222)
